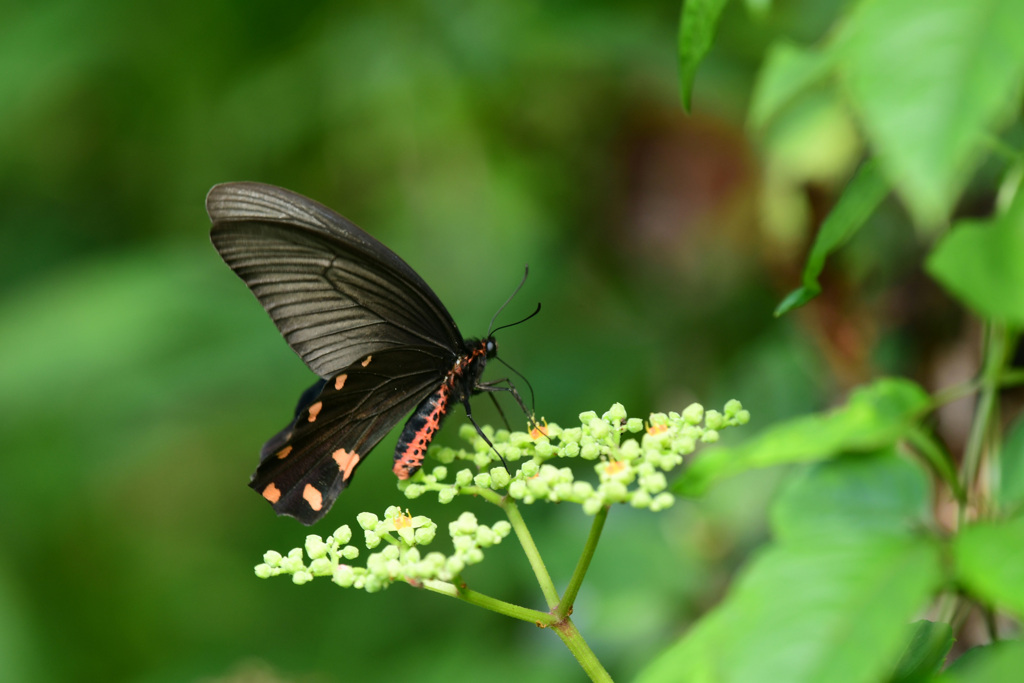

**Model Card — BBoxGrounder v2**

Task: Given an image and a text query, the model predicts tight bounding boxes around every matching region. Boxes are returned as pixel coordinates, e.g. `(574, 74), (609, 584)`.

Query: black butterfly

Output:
(208, 182), (533, 525)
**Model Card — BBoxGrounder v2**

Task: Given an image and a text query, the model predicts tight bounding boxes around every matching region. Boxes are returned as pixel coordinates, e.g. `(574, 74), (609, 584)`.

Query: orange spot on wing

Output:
(308, 401), (323, 422)
(334, 374), (348, 390)
(332, 448), (361, 480)
(276, 445), (292, 459)
(262, 483), (282, 504)
(361, 355), (372, 367)
(302, 484), (323, 511)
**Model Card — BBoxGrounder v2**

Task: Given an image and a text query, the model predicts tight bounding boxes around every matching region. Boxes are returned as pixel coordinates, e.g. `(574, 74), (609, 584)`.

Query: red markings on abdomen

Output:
(393, 384), (452, 480)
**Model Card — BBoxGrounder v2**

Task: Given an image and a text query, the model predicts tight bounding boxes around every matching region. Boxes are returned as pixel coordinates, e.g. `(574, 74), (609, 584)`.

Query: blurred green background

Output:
(0, 1), (939, 681)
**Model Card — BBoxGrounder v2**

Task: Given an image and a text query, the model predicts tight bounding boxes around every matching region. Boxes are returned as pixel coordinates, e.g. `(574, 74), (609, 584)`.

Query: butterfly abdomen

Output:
(393, 341), (492, 479)
(393, 384), (452, 479)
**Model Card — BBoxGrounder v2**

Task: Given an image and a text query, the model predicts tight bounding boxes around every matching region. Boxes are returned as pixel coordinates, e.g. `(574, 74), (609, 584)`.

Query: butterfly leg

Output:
(460, 396), (512, 474)
(476, 378), (537, 431)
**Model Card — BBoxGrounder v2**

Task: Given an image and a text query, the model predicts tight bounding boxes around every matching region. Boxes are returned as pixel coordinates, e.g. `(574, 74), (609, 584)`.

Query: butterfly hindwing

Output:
(250, 346), (451, 524)
(208, 182), (464, 378)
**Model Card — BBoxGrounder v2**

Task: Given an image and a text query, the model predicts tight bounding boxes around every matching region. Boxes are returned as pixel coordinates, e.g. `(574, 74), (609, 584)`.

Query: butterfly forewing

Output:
(208, 182), (463, 378)
(251, 346), (451, 524)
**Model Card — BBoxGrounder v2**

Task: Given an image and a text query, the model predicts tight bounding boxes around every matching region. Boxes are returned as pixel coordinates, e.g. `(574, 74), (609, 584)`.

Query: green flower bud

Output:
(492, 521), (512, 537)
(578, 410), (598, 424)
(305, 535), (328, 559)
(438, 486), (457, 504)
(520, 460), (540, 477)
(254, 563), (273, 578)
(293, 571), (313, 585)
(588, 417), (610, 439)
(490, 467), (511, 488)
(630, 490), (652, 508)
(341, 545), (359, 560)
(580, 442), (601, 460)
(650, 492), (675, 511)
(414, 525), (436, 545)
(332, 526), (352, 545)
(364, 530), (381, 549)
(682, 403), (704, 425)
(474, 472), (491, 488)
(403, 484), (425, 499)
(701, 430), (719, 443)
(582, 498), (603, 515)
(262, 550), (283, 566)
(432, 466), (448, 480)
(310, 558), (333, 576)
(604, 403), (627, 422)
(626, 417), (644, 433)
(704, 410), (724, 430)
(508, 480), (527, 498)
(333, 565), (355, 587)
(455, 469), (475, 487)
(357, 512), (379, 531)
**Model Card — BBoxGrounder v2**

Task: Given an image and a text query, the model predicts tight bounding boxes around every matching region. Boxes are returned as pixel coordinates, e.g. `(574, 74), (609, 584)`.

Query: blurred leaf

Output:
(925, 189), (1024, 324)
(641, 453), (943, 683)
(771, 450), (931, 545)
(936, 640), (1024, 683)
(835, 0), (1024, 228)
(775, 160), (888, 316)
(675, 378), (931, 495)
(677, 0), (729, 112)
(954, 515), (1024, 617)
(889, 620), (954, 683)
(749, 41), (835, 131)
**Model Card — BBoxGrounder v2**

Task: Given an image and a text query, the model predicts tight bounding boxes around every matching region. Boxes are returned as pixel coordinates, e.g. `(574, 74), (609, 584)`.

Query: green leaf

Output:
(749, 41), (835, 131)
(771, 451), (931, 545)
(889, 620), (954, 683)
(641, 453), (943, 683)
(637, 537), (942, 683)
(678, 0), (729, 112)
(675, 378), (931, 495)
(835, 0), (1024, 228)
(775, 160), (889, 316)
(936, 640), (1024, 683)
(954, 516), (1024, 617)
(925, 189), (1024, 324)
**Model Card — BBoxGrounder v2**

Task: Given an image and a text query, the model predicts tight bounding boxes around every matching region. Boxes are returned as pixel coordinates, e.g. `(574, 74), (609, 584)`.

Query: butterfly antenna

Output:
(488, 266), (538, 336)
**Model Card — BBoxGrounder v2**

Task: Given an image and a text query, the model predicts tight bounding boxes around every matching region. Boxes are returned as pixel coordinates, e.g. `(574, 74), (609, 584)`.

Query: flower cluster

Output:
(255, 506), (511, 591)
(255, 402), (748, 588)
(400, 401), (749, 514)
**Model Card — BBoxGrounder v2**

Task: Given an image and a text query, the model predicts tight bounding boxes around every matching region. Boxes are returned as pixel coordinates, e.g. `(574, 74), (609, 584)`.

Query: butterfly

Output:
(208, 182), (534, 524)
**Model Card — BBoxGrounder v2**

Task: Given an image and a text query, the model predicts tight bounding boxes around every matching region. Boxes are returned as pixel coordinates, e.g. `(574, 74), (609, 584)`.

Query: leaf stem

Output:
(960, 323), (1009, 525)
(553, 616), (614, 682)
(420, 580), (554, 625)
(557, 504), (609, 620)
(501, 497), (561, 609)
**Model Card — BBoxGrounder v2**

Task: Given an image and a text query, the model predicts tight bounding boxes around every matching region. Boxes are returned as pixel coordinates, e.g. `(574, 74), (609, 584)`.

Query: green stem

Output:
(502, 497), (561, 609)
(907, 428), (965, 503)
(420, 579), (554, 625)
(556, 505), (609, 621)
(960, 323), (1009, 525)
(553, 616), (614, 683)
(931, 378), (980, 408)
